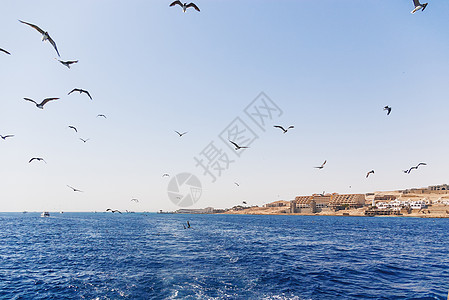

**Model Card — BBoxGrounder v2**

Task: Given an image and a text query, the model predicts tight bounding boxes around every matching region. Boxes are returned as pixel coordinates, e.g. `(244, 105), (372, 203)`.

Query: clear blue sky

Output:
(1, 0), (449, 212)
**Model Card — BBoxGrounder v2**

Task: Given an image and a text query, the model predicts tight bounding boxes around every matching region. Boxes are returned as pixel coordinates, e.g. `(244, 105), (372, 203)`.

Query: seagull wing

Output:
(47, 35), (60, 57)
(0, 48), (11, 55)
(322, 160), (327, 167)
(287, 126), (294, 130)
(3, 135), (14, 139)
(187, 3), (200, 11)
(83, 90), (92, 100)
(229, 140), (239, 148)
(24, 98), (38, 105)
(68, 126), (77, 132)
(29, 158), (36, 163)
(39, 98), (59, 107)
(274, 125), (286, 131)
(169, 1), (183, 7)
(175, 130), (182, 136)
(97, 114), (106, 118)
(412, 0), (421, 7)
(417, 162), (427, 167)
(68, 88), (80, 95)
(19, 20), (45, 35)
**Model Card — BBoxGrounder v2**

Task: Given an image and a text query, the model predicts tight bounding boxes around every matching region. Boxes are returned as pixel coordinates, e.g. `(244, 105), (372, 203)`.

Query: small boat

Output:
(41, 211), (50, 217)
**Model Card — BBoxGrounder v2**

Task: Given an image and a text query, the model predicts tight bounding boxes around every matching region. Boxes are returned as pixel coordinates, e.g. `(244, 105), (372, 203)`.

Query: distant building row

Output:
(289, 193), (365, 213)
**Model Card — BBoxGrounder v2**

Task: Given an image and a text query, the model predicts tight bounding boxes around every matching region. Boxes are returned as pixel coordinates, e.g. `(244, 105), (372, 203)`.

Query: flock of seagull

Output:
(1, 0), (431, 215)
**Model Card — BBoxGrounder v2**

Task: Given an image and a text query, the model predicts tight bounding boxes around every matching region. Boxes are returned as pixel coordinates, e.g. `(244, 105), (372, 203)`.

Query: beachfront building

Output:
(265, 200), (290, 208)
(375, 199), (427, 210)
(402, 184), (449, 195)
(290, 193), (365, 213)
(328, 194), (365, 210)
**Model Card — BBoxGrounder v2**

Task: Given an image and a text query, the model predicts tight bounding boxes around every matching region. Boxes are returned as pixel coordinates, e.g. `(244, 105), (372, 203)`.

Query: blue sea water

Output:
(0, 213), (448, 299)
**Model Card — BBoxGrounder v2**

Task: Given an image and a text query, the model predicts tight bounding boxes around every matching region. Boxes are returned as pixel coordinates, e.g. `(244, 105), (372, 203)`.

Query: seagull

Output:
(29, 157), (46, 163)
(68, 126), (77, 133)
(106, 208), (122, 214)
(97, 114), (107, 119)
(24, 97), (59, 109)
(242, 201), (247, 204)
(314, 160), (327, 169)
(79, 138), (89, 143)
(19, 20), (60, 57)
(229, 140), (249, 150)
(169, 1), (200, 12)
(0, 48), (11, 55)
(0, 135), (14, 140)
(67, 185), (83, 192)
(131, 198), (139, 203)
(187, 221), (191, 228)
(68, 88), (92, 100)
(405, 162), (427, 173)
(411, 0), (428, 14)
(175, 131), (187, 137)
(384, 106), (392, 116)
(366, 170), (375, 178)
(162, 173), (170, 177)
(274, 125), (294, 134)
(234, 182), (240, 187)
(57, 59), (78, 69)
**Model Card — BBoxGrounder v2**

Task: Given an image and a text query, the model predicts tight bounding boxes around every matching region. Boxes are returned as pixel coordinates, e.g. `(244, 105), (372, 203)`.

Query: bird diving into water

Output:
(366, 170), (375, 178)
(411, 0), (428, 13)
(57, 59), (78, 69)
(384, 106), (392, 115)
(68, 88), (92, 100)
(169, 1), (200, 12)
(24, 97), (59, 109)
(274, 125), (294, 134)
(29, 157), (46, 164)
(314, 160), (327, 169)
(0, 135), (14, 140)
(229, 140), (249, 150)
(19, 20), (60, 56)
(0, 48), (11, 55)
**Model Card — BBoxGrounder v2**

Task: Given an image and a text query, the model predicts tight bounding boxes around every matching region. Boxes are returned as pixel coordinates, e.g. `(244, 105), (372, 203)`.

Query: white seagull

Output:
(169, 1), (200, 12)
(24, 97), (59, 109)
(19, 20), (60, 56)
(68, 88), (92, 100)
(411, 0), (428, 14)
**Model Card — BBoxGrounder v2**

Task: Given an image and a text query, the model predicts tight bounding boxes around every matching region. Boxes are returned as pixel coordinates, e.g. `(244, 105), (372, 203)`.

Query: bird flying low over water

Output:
(404, 162), (427, 174)
(170, 1), (200, 12)
(68, 88), (92, 100)
(0, 135), (14, 140)
(67, 185), (83, 192)
(24, 97), (59, 109)
(366, 170), (375, 178)
(0, 48), (11, 55)
(384, 106), (392, 115)
(229, 140), (249, 150)
(106, 208), (122, 214)
(19, 20), (60, 57)
(274, 125), (294, 134)
(314, 160), (327, 169)
(68, 126), (77, 132)
(29, 157), (46, 164)
(175, 131), (188, 137)
(411, 0), (428, 13)
(57, 59), (78, 69)
(97, 114), (107, 119)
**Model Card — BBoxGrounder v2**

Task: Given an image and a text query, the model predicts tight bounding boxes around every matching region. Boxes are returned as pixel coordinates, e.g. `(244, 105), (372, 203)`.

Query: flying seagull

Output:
(384, 106), (392, 115)
(242, 201), (247, 204)
(68, 126), (77, 132)
(162, 173), (170, 177)
(234, 182), (240, 187)
(175, 130), (188, 137)
(405, 162), (427, 174)
(169, 1), (200, 12)
(131, 198), (139, 203)
(0, 48), (11, 55)
(411, 0), (428, 13)
(79, 138), (89, 143)
(0, 135), (14, 140)
(67, 185), (83, 192)
(57, 59), (78, 69)
(274, 125), (294, 134)
(229, 140), (249, 150)
(97, 114), (107, 119)
(29, 157), (46, 163)
(366, 170), (375, 178)
(106, 208), (122, 214)
(314, 160), (327, 169)
(68, 88), (92, 100)
(24, 97), (59, 109)
(19, 20), (60, 57)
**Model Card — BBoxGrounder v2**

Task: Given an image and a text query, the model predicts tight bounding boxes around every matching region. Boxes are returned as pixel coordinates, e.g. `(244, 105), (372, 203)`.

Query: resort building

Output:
(290, 193), (365, 213)
(264, 200), (290, 208)
(401, 184), (449, 194)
